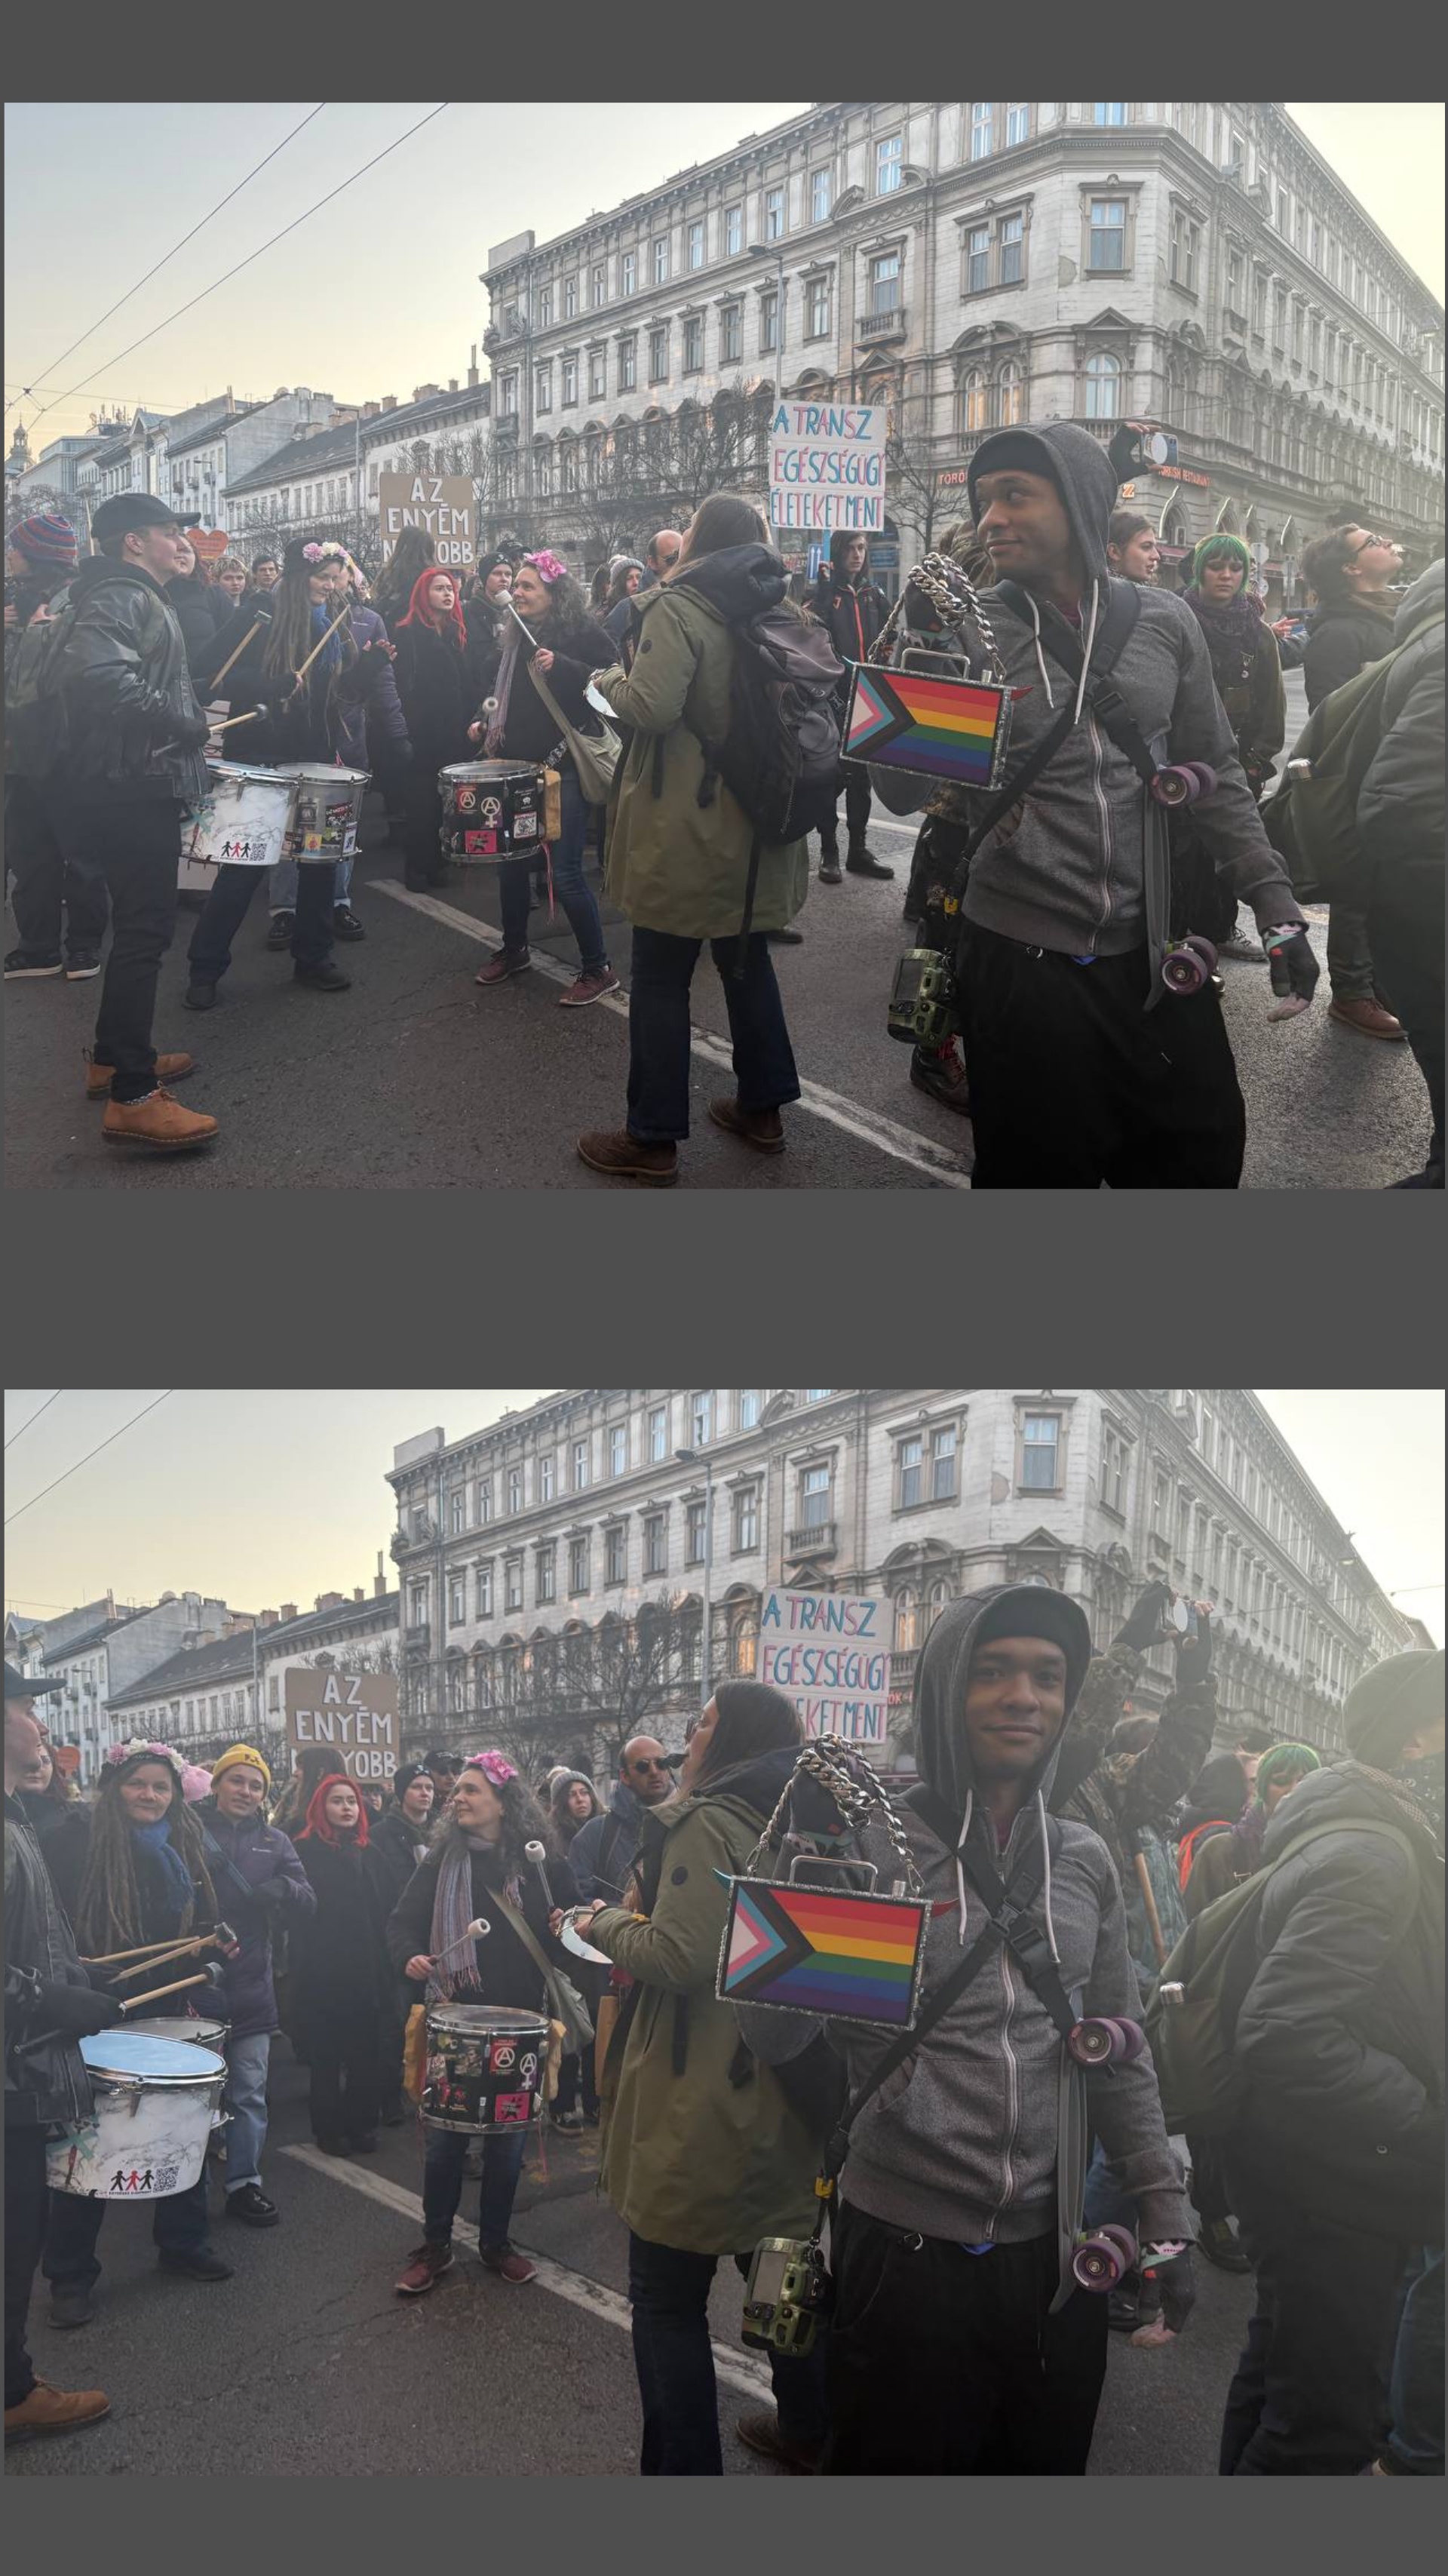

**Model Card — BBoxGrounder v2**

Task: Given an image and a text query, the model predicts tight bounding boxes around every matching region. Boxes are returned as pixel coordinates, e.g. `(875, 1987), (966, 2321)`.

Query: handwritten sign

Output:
(759, 1589), (889, 1746)
(377, 472), (477, 571)
(768, 402), (886, 535)
(284, 1668), (398, 1782)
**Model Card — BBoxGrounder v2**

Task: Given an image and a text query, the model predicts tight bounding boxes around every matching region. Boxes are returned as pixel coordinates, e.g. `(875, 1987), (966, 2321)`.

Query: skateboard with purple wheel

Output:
(1071, 2221), (1139, 2290)
(1161, 935), (1218, 996)
(1066, 2014), (1147, 2068)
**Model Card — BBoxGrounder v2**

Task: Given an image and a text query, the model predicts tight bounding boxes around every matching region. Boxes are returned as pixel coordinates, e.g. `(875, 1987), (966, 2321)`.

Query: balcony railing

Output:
(858, 307), (907, 343)
(786, 1521), (837, 1558)
(403, 1623), (431, 1653)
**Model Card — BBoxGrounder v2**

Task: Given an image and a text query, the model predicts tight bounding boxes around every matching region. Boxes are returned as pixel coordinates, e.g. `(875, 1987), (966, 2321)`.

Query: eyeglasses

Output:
(1348, 533), (1388, 556)
(629, 1758), (670, 1774)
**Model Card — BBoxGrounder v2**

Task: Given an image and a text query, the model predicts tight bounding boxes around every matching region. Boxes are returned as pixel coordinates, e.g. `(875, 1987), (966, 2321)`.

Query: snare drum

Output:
(47, 2032), (228, 2200)
(438, 760), (544, 861)
(421, 2004), (549, 2133)
(275, 762), (370, 862)
(181, 763), (295, 880)
(133, 2015), (230, 2053)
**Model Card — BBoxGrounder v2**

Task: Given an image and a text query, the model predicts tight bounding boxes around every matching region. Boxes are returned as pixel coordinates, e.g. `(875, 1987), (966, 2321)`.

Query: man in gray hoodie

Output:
(741, 1583), (1194, 2475)
(943, 424), (1317, 1185)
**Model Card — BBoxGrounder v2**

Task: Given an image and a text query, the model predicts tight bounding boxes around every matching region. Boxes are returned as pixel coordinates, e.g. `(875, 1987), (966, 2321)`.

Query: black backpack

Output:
(700, 605), (845, 851)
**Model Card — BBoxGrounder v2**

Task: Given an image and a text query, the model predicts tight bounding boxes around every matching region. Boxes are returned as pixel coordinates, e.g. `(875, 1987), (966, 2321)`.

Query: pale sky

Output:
(4, 1390), (1442, 1647)
(4, 104), (1442, 458)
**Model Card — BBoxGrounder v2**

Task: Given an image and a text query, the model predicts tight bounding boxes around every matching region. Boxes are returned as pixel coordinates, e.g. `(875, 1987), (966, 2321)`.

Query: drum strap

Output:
(489, 1890), (594, 2048)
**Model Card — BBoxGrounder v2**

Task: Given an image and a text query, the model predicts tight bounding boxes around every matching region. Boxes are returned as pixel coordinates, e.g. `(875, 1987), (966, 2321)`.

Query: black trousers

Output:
(63, 792), (184, 1100)
(5, 775), (110, 961)
(958, 923), (1246, 1187)
(5, 2123), (49, 2409)
(1170, 830), (1241, 946)
(308, 2029), (383, 2146)
(1369, 870), (1444, 1183)
(820, 765), (872, 850)
(188, 857), (337, 982)
(1220, 2167), (1407, 2474)
(822, 2202), (1108, 2475)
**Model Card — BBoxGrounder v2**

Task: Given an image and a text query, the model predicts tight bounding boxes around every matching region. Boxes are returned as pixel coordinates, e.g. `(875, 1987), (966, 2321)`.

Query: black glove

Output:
(1115, 1580), (1175, 1653)
(1140, 2244), (1196, 2334)
(37, 1979), (124, 2039)
(164, 711), (214, 752)
(1265, 928), (1320, 1007)
(1173, 1607), (1213, 1686)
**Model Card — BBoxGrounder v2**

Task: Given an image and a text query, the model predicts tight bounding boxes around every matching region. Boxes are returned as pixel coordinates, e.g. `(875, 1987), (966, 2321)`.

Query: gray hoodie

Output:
(958, 423), (1305, 972)
(738, 1583), (1192, 2250)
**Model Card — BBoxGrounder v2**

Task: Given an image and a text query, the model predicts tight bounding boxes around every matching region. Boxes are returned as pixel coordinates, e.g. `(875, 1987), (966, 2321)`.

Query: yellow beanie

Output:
(211, 1742), (272, 1788)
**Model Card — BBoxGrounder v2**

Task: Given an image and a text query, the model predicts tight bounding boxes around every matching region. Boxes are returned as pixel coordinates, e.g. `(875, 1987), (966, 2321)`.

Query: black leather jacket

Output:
(5, 1793), (94, 2130)
(55, 556), (207, 805)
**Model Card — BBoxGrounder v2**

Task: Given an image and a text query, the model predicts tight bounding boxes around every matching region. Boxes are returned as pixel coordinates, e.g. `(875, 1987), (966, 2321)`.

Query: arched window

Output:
(894, 1586), (920, 1652)
(472, 1650), (493, 1710)
(925, 1578), (952, 1633)
(959, 368), (989, 433)
(1083, 350), (1121, 419)
(996, 359), (1024, 425)
(729, 1601), (759, 1678)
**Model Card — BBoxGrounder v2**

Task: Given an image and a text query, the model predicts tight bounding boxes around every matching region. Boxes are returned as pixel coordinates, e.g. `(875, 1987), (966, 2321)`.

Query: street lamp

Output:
(676, 1445), (714, 1713)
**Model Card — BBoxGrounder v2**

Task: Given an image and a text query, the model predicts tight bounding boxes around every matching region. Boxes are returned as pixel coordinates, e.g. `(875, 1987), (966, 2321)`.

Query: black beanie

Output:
(392, 1761), (430, 1802)
(969, 1586), (1091, 1679)
(1342, 1649), (1443, 1770)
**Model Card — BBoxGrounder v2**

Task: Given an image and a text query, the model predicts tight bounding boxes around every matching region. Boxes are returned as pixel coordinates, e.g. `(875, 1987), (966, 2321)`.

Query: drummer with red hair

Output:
(290, 1773), (395, 2158)
(391, 567), (475, 894)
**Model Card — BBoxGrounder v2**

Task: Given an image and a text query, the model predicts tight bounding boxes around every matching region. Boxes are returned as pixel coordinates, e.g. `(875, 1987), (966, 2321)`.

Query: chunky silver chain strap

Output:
(749, 1736), (923, 1896)
(873, 555), (1005, 684)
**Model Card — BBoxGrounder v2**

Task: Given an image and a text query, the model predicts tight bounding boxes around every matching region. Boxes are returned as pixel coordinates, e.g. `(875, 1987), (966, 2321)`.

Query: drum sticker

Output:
(480, 797), (502, 825)
(343, 827), (358, 855)
(517, 2051), (539, 2089)
(489, 2039), (518, 2074)
(512, 810), (538, 840)
(493, 2092), (532, 2125)
(464, 830), (499, 855)
(458, 788), (477, 813)
(220, 837), (265, 864)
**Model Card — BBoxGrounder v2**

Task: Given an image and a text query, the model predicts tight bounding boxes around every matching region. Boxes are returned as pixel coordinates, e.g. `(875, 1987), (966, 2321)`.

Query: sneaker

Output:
(265, 910), (296, 950)
(65, 950), (103, 980)
(378, 2106), (409, 2129)
(317, 2138), (352, 2157)
(1328, 995), (1406, 1040)
(293, 960), (351, 992)
(348, 2134), (379, 2155)
(846, 846), (894, 880)
(479, 2243), (537, 2285)
(576, 1128), (678, 1187)
(1107, 2286), (1140, 2333)
(5, 2376), (111, 2441)
(1198, 2216), (1252, 2275)
(766, 924), (805, 943)
(557, 965), (620, 1007)
(225, 2185), (279, 2228)
(85, 1049), (195, 1100)
(1216, 935), (1269, 963)
(333, 906), (367, 941)
(734, 2408), (823, 2474)
(101, 1087), (219, 1153)
(183, 981), (219, 1012)
(475, 949), (530, 986)
(156, 2249), (233, 2282)
(48, 2282), (96, 2329)
(708, 1095), (786, 1154)
(910, 1050), (971, 1116)
(549, 2106), (584, 2132)
(4, 950), (63, 978)
(395, 2241), (454, 2297)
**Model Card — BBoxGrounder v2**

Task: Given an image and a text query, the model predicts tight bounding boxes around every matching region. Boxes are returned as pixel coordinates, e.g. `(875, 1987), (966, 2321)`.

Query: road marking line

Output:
(281, 2142), (774, 2401)
(371, 877), (970, 1189)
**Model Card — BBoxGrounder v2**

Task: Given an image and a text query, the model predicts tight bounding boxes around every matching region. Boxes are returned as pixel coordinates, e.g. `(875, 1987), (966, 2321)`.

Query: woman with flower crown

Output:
(40, 1740), (235, 2327)
(384, 1751), (579, 2295)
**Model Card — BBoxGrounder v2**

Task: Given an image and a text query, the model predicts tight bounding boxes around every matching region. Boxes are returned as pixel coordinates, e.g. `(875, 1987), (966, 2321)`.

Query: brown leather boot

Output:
(101, 1086), (219, 1152)
(707, 1096), (786, 1153)
(575, 1129), (678, 1186)
(5, 2375), (111, 2440)
(1328, 996), (1406, 1040)
(85, 1050), (196, 1099)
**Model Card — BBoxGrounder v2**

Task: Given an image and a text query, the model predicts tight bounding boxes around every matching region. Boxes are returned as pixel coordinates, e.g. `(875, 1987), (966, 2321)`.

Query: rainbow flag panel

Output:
(717, 1877), (928, 2028)
(845, 664), (1011, 788)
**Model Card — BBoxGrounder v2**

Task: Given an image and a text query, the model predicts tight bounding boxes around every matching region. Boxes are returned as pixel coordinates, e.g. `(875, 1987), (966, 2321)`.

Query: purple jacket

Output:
(335, 603), (409, 768)
(197, 1800), (316, 2041)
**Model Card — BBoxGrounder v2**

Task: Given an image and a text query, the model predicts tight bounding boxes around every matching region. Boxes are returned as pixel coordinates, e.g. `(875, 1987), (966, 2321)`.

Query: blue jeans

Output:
(626, 926), (801, 1143)
(222, 2031), (272, 2194)
(43, 2172), (210, 2288)
(627, 2231), (830, 2476)
(272, 855), (352, 906)
(422, 2124), (528, 2252)
(1082, 2137), (1138, 2233)
(1386, 2246), (1444, 2474)
(498, 769), (606, 972)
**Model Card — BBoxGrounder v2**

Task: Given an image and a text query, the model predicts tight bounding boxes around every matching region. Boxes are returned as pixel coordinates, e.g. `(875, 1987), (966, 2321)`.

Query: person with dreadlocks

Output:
(1173, 534), (1287, 963)
(1218, 1648), (1445, 2476)
(183, 537), (383, 1009)
(391, 566), (474, 892)
(290, 1775), (395, 2157)
(41, 1741), (235, 2327)
(385, 1752), (579, 2295)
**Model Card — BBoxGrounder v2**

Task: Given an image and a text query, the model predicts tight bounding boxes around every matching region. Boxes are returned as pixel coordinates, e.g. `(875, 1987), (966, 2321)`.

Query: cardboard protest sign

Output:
(768, 401), (886, 534)
(284, 1667), (398, 1781)
(758, 1589), (889, 1746)
(378, 472), (476, 570)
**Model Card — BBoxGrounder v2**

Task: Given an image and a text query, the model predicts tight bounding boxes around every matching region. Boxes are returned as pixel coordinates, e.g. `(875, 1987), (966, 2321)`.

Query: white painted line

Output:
(281, 2142), (774, 2402)
(371, 877), (970, 1190)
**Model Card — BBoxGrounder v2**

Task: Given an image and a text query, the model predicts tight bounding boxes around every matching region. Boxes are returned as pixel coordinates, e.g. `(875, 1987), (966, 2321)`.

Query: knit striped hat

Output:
(9, 511), (78, 567)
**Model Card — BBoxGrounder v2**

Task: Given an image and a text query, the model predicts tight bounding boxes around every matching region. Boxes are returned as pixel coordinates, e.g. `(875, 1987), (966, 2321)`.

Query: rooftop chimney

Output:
(468, 345), (479, 388)
(280, 1604), (298, 1624)
(449, 378), (459, 392)
(381, 395), (398, 412)
(353, 1587), (365, 1604)
(314, 1591), (345, 1613)
(374, 1549), (387, 1600)
(259, 1609), (280, 1628)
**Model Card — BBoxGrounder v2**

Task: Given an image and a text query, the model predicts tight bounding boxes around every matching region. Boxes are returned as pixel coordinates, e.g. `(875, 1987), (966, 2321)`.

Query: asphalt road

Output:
(6, 668), (1429, 1190)
(11, 2037), (1253, 2478)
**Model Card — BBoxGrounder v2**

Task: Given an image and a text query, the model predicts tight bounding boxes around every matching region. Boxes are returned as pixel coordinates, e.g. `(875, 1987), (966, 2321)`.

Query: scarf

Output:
(484, 619), (526, 754)
(131, 1817), (197, 1930)
(308, 598), (344, 682)
(1336, 1758), (1441, 1847)
(425, 1831), (523, 1999)
(1183, 584), (1265, 659)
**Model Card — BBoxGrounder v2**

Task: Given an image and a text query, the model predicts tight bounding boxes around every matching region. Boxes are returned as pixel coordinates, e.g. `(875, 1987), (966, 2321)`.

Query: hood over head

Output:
(1259, 1751), (1444, 1873)
(666, 540), (786, 627)
(1342, 1646), (1444, 1770)
(1394, 559), (1445, 643)
(967, 421), (1118, 588)
(910, 1583), (1094, 1824)
(1179, 1751), (1253, 1837)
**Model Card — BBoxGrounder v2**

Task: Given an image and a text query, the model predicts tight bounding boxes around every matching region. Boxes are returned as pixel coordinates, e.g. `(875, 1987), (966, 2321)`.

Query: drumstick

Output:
(523, 1839), (554, 1911)
(109, 1940), (210, 1984)
(284, 600), (354, 693)
(116, 1968), (219, 2013)
(207, 609), (271, 694)
(430, 1919), (492, 1970)
(506, 598), (541, 652)
(81, 1921), (238, 1970)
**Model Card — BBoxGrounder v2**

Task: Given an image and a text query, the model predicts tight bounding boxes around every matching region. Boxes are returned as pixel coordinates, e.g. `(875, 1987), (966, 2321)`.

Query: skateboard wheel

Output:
(1072, 2231), (1128, 2290)
(1109, 2017), (1147, 2064)
(1067, 2017), (1121, 2068)
(1162, 946), (1208, 995)
(1182, 935), (1218, 975)
(1182, 761), (1218, 798)
(1149, 765), (1196, 807)
(1099, 2223), (1140, 2267)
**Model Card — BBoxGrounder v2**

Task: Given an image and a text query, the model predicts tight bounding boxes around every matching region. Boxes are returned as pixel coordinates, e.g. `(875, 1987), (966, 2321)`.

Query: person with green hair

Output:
(1183, 1738), (1322, 1917)
(1173, 533), (1287, 963)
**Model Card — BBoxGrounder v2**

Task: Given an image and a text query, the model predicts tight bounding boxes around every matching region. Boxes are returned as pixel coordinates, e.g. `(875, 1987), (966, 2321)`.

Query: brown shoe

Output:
(735, 2408), (821, 2473)
(708, 1095), (786, 1153)
(475, 950), (531, 987)
(479, 2243), (537, 2284)
(85, 1049), (196, 1099)
(5, 2376), (111, 2441)
(101, 1085), (219, 1152)
(557, 966), (621, 1007)
(910, 1050), (971, 1115)
(576, 1129), (678, 1186)
(1328, 996), (1405, 1040)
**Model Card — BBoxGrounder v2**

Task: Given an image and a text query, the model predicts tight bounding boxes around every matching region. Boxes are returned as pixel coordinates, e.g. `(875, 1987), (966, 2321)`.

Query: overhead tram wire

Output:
(5, 1392), (175, 1529)
(5, 1391), (61, 1451)
(5, 105), (327, 421)
(17, 103), (450, 443)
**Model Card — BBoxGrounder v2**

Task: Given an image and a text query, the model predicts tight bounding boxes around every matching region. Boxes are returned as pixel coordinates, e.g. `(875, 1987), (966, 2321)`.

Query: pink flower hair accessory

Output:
(463, 1749), (518, 1787)
(105, 1738), (186, 1777)
(524, 549), (567, 585)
